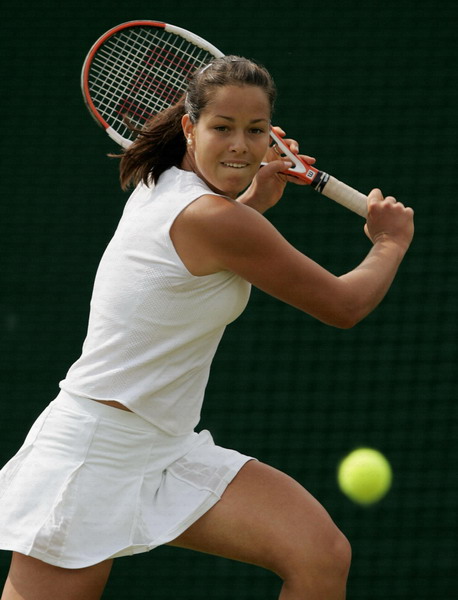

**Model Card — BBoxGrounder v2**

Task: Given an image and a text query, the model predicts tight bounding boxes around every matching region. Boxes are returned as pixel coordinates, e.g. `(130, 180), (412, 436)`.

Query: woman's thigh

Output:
(168, 460), (345, 578)
(1, 553), (113, 600)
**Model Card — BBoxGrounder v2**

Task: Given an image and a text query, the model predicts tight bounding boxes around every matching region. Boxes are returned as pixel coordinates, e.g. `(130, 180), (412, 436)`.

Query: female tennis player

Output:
(0, 56), (413, 600)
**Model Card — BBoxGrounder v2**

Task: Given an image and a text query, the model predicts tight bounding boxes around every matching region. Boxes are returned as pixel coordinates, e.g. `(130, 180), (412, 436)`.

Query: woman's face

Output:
(182, 85), (271, 198)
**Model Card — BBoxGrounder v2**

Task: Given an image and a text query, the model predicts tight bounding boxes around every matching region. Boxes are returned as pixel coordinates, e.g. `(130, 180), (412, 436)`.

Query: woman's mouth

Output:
(221, 162), (249, 169)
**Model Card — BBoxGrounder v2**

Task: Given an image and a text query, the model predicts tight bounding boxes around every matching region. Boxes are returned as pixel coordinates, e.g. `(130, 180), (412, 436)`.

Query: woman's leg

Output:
(1, 553), (113, 600)
(169, 460), (351, 599)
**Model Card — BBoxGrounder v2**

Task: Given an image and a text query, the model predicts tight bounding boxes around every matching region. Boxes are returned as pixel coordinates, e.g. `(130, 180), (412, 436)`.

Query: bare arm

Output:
(337, 191), (414, 325)
(171, 187), (413, 329)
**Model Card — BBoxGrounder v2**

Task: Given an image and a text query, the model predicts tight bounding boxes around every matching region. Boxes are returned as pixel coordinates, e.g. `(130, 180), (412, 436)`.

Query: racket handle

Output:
(269, 128), (368, 218)
(310, 171), (368, 218)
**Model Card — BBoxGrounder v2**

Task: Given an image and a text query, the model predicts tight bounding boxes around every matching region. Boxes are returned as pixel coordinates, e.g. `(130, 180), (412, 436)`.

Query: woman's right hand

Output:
(364, 188), (414, 252)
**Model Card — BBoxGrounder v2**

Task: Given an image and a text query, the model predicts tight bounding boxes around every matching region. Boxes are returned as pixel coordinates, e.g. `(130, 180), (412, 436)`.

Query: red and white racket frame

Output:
(81, 20), (224, 148)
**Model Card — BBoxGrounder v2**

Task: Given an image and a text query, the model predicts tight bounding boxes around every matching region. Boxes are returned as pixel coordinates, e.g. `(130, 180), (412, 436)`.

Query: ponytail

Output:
(117, 96), (186, 190)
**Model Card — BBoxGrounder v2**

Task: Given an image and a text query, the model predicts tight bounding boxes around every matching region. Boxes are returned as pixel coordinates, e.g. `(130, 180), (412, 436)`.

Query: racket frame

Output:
(81, 20), (224, 148)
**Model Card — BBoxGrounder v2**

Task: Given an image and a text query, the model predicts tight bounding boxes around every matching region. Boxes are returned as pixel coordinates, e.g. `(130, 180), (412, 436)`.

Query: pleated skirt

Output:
(0, 391), (253, 568)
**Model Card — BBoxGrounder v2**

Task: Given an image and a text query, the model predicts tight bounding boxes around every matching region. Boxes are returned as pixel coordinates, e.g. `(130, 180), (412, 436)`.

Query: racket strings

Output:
(88, 27), (215, 141)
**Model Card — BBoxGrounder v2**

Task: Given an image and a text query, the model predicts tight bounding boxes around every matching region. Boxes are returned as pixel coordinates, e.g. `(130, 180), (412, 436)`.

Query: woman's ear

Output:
(181, 114), (194, 140)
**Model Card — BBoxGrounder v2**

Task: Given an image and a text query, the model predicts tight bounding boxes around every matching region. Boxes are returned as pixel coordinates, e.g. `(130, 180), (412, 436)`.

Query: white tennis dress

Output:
(0, 167), (253, 568)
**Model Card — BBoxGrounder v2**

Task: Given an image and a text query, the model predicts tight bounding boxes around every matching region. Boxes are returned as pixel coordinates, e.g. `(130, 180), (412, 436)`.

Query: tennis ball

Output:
(337, 448), (392, 505)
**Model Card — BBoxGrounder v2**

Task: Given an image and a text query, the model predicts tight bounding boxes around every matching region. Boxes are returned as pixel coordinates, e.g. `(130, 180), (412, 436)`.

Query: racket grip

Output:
(311, 172), (368, 218)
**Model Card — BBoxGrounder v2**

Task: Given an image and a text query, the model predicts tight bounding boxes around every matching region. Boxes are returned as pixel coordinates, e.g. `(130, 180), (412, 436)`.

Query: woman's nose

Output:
(228, 132), (248, 153)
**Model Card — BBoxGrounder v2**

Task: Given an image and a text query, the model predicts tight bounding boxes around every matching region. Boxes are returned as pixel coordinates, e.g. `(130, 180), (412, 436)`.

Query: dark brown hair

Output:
(117, 56), (276, 190)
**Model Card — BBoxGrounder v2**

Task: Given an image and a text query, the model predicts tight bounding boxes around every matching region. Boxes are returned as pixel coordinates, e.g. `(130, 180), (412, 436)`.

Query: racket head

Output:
(81, 20), (224, 148)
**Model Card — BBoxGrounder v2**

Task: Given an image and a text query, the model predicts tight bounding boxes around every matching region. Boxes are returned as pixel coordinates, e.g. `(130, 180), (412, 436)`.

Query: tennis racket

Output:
(81, 20), (368, 217)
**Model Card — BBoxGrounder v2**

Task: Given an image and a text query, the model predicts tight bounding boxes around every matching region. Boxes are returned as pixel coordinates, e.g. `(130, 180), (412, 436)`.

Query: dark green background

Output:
(1, 0), (457, 597)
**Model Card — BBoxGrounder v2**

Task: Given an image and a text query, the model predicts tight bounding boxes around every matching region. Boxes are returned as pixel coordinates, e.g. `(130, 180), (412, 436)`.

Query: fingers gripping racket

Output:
(81, 20), (368, 217)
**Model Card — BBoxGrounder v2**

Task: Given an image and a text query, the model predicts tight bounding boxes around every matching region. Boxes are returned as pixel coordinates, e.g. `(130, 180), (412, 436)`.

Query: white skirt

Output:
(0, 391), (253, 568)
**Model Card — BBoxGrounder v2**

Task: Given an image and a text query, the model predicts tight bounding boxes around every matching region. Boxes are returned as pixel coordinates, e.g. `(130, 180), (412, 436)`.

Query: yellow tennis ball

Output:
(337, 448), (392, 505)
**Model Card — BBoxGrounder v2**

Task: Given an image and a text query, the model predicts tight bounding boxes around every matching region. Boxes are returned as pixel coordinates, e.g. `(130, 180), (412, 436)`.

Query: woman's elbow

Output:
(333, 313), (361, 329)
(319, 304), (368, 330)
(323, 282), (377, 329)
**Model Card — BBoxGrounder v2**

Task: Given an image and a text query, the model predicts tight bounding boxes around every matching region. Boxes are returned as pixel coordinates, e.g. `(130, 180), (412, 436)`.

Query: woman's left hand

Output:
(264, 126), (316, 186)
(238, 126), (316, 213)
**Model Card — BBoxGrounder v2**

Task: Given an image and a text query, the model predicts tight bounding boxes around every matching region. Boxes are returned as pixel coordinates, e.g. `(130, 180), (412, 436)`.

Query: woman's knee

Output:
(327, 527), (352, 579)
(272, 521), (351, 586)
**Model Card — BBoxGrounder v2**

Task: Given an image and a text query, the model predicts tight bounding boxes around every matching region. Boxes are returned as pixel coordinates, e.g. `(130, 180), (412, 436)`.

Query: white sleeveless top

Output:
(60, 167), (251, 435)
